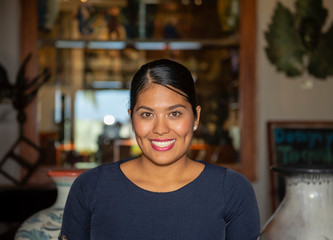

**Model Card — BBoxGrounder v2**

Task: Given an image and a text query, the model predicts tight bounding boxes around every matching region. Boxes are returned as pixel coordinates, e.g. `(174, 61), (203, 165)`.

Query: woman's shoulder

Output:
(73, 160), (123, 185)
(204, 162), (252, 188)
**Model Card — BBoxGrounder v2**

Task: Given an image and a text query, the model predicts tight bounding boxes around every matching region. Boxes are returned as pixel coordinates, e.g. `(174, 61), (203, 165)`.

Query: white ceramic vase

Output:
(14, 169), (84, 240)
(260, 168), (333, 240)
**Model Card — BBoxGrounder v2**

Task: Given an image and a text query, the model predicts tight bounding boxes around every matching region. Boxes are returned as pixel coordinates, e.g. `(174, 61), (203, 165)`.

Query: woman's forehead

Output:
(139, 83), (187, 99)
(135, 84), (189, 106)
(139, 84), (186, 99)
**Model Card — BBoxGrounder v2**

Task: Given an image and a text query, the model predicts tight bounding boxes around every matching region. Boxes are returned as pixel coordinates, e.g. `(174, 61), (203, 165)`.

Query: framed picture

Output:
(267, 121), (333, 211)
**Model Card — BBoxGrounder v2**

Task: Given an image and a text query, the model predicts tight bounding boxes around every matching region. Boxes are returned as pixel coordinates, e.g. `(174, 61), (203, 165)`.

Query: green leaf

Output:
(308, 24), (333, 78)
(265, 2), (306, 77)
(295, 0), (327, 28)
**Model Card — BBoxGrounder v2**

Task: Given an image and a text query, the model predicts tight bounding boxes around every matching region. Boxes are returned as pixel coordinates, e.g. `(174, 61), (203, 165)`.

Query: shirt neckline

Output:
(117, 159), (208, 195)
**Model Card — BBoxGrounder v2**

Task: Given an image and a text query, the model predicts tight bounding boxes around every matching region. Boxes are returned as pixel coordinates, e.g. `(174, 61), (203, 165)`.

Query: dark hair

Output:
(130, 59), (198, 118)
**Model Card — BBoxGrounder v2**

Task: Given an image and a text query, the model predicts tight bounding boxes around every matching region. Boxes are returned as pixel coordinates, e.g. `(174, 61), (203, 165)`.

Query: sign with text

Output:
(268, 122), (333, 167)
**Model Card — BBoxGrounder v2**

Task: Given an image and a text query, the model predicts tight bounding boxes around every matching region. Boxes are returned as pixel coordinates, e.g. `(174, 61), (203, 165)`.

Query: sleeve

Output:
(223, 169), (260, 240)
(58, 169), (99, 240)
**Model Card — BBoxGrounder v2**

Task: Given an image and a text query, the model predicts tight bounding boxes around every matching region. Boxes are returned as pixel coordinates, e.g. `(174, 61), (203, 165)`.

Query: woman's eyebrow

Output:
(136, 104), (186, 112)
(168, 104), (186, 110)
(135, 106), (154, 112)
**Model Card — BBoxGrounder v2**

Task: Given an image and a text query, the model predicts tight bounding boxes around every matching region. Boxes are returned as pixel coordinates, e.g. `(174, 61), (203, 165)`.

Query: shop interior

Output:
(1, 0), (333, 239)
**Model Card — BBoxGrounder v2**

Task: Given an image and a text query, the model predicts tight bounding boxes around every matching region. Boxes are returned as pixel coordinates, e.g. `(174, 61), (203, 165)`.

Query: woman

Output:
(59, 59), (260, 240)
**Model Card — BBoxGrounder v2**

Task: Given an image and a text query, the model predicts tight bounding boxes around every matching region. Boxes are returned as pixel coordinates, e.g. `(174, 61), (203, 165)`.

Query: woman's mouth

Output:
(150, 139), (176, 151)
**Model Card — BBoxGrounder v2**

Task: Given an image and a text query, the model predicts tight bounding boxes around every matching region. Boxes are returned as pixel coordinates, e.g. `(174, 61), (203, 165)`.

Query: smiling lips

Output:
(150, 139), (176, 151)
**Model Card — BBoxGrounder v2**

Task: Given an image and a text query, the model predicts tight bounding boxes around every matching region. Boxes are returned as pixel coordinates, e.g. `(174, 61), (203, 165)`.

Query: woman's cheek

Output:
(171, 119), (193, 134)
(133, 120), (151, 136)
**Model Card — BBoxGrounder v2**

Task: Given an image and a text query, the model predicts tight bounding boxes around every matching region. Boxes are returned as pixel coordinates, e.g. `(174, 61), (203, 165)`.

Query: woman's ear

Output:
(194, 106), (201, 130)
(128, 109), (132, 123)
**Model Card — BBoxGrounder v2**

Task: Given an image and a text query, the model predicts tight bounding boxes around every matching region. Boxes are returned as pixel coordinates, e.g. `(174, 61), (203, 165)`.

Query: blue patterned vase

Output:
(14, 169), (84, 240)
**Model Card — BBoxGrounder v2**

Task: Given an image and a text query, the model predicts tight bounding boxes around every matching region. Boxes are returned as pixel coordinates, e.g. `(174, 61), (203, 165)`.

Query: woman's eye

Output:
(141, 112), (153, 118)
(169, 111), (181, 118)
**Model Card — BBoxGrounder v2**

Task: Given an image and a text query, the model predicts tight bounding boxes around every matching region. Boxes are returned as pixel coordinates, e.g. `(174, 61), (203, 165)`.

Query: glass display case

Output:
(37, 0), (242, 166)
(19, 0), (256, 180)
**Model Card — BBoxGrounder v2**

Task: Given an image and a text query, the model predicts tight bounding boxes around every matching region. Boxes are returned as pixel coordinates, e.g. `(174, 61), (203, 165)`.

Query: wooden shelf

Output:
(38, 37), (240, 50)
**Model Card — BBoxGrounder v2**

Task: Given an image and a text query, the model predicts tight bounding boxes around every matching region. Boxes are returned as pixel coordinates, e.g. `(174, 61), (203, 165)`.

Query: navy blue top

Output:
(59, 160), (260, 240)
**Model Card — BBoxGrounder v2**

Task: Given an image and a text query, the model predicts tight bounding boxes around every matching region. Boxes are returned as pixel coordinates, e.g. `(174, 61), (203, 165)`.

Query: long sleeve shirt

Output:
(59, 159), (260, 240)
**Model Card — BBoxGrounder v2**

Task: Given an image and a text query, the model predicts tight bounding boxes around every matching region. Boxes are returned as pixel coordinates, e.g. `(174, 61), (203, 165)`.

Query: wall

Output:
(254, 0), (333, 226)
(0, 0), (20, 184)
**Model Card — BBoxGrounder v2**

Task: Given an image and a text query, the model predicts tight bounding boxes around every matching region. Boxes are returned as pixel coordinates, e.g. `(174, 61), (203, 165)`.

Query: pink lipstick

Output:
(150, 139), (176, 151)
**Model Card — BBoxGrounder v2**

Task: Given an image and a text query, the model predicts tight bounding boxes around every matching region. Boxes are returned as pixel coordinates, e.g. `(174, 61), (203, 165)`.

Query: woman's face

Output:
(130, 84), (200, 166)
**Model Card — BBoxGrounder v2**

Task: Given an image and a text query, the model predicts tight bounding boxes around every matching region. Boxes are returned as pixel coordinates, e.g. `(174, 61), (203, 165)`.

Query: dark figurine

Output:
(0, 53), (50, 185)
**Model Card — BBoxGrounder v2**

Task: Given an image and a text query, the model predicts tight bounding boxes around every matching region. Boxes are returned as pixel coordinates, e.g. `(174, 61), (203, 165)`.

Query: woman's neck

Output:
(120, 156), (205, 192)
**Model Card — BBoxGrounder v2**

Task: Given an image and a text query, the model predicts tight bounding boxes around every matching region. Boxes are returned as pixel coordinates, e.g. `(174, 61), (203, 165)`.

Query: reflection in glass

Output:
(74, 89), (131, 154)
(37, 0), (241, 167)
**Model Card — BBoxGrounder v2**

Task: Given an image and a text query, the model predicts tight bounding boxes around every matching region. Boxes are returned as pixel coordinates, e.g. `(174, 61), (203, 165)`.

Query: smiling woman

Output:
(127, 59), (200, 169)
(59, 59), (260, 240)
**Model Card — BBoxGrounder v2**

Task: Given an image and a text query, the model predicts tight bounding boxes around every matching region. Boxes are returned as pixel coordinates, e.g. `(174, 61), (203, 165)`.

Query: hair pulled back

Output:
(130, 59), (198, 118)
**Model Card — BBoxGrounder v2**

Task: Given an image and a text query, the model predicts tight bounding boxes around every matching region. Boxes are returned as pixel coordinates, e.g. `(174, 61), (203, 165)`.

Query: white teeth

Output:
(151, 140), (175, 148)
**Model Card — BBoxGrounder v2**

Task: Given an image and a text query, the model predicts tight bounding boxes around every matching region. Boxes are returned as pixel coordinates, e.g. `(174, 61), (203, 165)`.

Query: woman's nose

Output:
(152, 117), (169, 135)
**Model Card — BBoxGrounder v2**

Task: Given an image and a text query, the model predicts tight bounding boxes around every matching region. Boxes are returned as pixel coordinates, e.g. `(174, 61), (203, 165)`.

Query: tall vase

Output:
(15, 169), (84, 240)
(260, 167), (333, 239)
